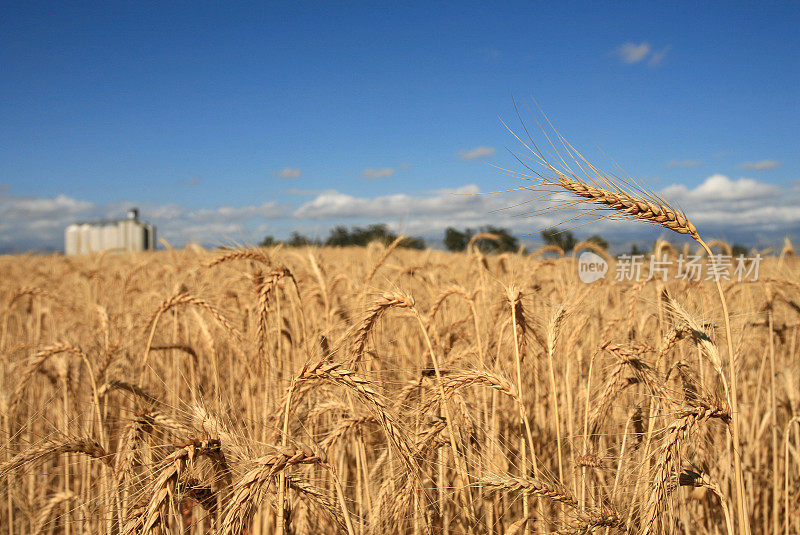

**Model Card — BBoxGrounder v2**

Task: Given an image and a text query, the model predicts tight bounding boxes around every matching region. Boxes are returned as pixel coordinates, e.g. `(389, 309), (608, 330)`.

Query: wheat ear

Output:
(478, 474), (578, 508)
(218, 447), (327, 535)
(350, 292), (415, 367)
(641, 399), (730, 534)
(255, 266), (298, 359)
(204, 248), (272, 268)
(365, 234), (405, 285)
(298, 359), (419, 473)
(10, 343), (86, 414)
(125, 438), (224, 534)
(556, 175), (698, 236)
(0, 438), (113, 479)
(140, 292), (242, 378)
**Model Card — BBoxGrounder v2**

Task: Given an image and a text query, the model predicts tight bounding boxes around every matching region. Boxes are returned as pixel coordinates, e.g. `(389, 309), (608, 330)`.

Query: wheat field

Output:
(1, 237), (798, 534)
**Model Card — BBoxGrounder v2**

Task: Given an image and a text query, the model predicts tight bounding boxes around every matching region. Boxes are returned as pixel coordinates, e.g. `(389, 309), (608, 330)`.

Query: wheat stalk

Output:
(509, 109), (749, 534)
(34, 491), (75, 535)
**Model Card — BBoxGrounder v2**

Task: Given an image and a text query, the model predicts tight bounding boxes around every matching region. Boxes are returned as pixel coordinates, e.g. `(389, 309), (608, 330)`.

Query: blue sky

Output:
(1, 1), (798, 251)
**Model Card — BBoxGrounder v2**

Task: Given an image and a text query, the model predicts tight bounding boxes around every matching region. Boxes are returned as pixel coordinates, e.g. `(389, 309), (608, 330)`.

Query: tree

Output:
(259, 235), (277, 247)
(586, 234), (608, 250)
(325, 226), (352, 247)
(400, 236), (426, 250)
(324, 224), (425, 249)
(352, 224), (393, 246)
(444, 227), (471, 252)
(732, 244), (748, 256)
(541, 228), (577, 253)
(629, 244), (647, 256)
(287, 232), (316, 247)
(478, 225), (518, 253)
(444, 226), (518, 253)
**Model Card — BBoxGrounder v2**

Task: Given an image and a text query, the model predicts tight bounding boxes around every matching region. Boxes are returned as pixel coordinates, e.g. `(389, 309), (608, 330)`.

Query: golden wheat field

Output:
(1, 240), (798, 534)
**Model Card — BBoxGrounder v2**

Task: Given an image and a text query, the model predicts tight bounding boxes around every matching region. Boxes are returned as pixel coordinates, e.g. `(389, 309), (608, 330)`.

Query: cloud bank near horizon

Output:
(1, 174), (798, 253)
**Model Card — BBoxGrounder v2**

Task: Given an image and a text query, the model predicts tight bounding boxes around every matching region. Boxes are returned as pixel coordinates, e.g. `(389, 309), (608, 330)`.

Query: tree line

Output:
(260, 224), (425, 249)
(261, 225), (753, 256)
(260, 224), (614, 254)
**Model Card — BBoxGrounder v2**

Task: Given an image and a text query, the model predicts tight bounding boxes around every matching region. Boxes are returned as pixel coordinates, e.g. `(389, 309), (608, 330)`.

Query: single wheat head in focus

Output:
(501, 103), (698, 240)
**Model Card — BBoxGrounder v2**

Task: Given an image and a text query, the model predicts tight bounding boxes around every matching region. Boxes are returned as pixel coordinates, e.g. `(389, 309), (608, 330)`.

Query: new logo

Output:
(578, 252), (608, 283)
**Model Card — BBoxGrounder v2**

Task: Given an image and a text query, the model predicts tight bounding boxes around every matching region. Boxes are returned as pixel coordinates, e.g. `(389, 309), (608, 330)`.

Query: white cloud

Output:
(661, 174), (778, 201)
(292, 184), (553, 235)
(429, 184), (482, 195)
(458, 146), (496, 160)
(361, 168), (395, 179)
(9, 194), (94, 218)
(738, 160), (781, 170)
(614, 42), (651, 64)
(667, 159), (703, 168)
(0, 192), (96, 250)
(648, 46), (671, 66)
(124, 200), (289, 248)
(274, 167), (303, 179)
(189, 202), (287, 223)
(655, 174), (800, 236)
(295, 185), (492, 220)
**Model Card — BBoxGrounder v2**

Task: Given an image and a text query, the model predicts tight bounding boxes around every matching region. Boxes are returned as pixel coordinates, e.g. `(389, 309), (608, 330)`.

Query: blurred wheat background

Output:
(1, 238), (798, 534)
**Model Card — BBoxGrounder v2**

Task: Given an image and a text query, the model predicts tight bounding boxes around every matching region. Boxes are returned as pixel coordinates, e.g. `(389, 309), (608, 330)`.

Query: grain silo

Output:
(65, 208), (156, 255)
